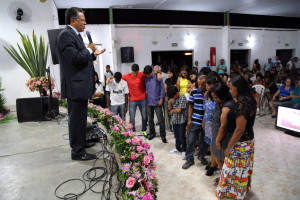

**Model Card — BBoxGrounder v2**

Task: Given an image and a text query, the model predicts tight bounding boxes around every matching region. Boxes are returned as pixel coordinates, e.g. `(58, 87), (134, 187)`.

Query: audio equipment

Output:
(121, 47), (134, 63)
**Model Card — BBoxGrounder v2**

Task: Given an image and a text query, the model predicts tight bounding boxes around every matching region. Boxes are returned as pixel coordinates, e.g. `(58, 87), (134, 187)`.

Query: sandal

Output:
(214, 177), (220, 187)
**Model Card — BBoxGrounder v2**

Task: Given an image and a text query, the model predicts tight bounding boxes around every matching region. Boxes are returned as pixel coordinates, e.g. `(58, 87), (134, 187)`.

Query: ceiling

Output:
(53, 0), (300, 17)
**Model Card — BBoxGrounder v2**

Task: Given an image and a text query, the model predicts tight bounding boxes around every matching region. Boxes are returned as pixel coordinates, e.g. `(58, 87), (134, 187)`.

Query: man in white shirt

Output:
(106, 72), (129, 121)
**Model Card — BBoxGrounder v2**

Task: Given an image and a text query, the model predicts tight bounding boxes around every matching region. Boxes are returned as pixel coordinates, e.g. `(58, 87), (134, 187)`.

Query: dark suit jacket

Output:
(57, 26), (96, 100)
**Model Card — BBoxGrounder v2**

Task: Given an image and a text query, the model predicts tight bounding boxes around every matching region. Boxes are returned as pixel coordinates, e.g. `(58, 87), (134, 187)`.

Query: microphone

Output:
(86, 31), (93, 44)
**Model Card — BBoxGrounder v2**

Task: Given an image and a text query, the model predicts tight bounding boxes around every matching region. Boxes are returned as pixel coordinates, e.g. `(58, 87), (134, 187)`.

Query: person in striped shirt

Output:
(182, 75), (209, 169)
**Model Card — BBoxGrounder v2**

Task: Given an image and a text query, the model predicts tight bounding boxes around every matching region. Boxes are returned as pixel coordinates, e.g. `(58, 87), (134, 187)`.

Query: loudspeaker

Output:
(16, 97), (59, 122)
(47, 28), (63, 65)
(121, 47), (134, 63)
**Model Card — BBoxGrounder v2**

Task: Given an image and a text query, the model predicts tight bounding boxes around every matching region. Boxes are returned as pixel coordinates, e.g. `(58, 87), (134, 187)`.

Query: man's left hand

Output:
(95, 48), (106, 55)
(124, 107), (128, 115)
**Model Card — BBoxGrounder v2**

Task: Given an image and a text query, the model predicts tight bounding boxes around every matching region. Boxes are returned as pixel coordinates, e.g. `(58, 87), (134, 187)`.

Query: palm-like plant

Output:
(4, 30), (48, 77)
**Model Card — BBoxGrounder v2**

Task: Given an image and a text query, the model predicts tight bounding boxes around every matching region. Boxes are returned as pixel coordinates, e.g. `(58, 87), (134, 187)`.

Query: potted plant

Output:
(4, 30), (53, 96)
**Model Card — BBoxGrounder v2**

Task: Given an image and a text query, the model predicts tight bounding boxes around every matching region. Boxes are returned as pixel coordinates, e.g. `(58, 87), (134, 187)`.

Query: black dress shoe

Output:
(84, 142), (95, 148)
(71, 153), (97, 161)
(148, 135), (156, 140)
(161, 137), (167, 143)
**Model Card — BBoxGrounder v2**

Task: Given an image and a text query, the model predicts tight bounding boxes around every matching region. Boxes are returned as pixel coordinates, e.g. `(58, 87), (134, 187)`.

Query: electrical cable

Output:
(54, 129), (122, 200)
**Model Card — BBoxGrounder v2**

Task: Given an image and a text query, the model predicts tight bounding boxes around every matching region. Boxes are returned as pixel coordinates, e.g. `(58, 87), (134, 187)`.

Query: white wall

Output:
(114, 25), (224, 74)
(0, 0), (58, 105)
(229, 28), (300, 68)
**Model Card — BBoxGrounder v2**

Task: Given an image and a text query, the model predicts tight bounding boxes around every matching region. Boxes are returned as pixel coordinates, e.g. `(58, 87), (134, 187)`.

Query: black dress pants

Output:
(67, 99), (88, 156)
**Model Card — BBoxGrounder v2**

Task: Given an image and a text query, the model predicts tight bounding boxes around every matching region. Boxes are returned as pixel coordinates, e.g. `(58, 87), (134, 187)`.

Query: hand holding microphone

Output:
(86, 30), (106, 55)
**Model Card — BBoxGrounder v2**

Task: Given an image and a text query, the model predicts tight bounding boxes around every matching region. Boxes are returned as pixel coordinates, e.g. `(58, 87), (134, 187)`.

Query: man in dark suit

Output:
(57, 7), (105, 161)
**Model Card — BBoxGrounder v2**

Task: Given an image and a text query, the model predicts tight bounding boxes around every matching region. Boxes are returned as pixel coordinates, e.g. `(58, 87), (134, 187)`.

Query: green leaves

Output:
(3, 29), (48, 77)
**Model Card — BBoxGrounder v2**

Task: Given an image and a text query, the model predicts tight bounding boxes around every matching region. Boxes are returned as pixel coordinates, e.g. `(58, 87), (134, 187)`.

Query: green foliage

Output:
(3, 30), (49, 77)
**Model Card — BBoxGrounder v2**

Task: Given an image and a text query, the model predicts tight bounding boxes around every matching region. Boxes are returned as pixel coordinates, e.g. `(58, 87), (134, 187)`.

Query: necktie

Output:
(78, 33), (83, 42)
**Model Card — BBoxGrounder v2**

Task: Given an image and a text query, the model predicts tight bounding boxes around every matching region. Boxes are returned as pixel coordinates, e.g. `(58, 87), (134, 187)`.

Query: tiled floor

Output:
(0, 107), (299, 200)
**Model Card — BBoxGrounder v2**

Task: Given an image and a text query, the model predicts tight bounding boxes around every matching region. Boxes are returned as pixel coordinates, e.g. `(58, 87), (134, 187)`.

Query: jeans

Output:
(164, 100), (172, 130)
(129, 98), (147, 132)
(185, 124), (209, 160)
(147, 105), (166, 137)
(173, 123), (187, 152)
(111, 103), (125, 121)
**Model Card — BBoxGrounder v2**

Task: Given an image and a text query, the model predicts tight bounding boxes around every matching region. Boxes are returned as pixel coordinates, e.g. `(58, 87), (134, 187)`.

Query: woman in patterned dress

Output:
(216, 74), (256, 200)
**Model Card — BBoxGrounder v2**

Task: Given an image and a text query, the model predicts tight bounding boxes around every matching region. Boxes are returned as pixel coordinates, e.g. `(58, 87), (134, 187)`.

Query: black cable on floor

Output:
(54, 133), (122, 200)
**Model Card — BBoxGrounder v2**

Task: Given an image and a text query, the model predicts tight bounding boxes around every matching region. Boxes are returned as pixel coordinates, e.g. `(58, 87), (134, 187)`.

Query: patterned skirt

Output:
(216, 139), (254, 200)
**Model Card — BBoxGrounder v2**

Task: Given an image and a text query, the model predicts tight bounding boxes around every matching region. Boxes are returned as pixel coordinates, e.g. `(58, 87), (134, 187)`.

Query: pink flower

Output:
(36, 81), (41, 85)
(143, 155), (150, 166)
(142, 194), (154, 200)
(152, 164), (157, 170)
(131, 136), (140, 145)
(125, 177), (136, 189)
(137, 146), (144, 153)
(149, 152), (154, 162)
(150, 173), (155, 179)
(130, 152), (136, 161)
(139, 138), (144, 144)
(123, 132), (129, 137)
(143, 143), (151, 151)
(113, 126), (119, 132)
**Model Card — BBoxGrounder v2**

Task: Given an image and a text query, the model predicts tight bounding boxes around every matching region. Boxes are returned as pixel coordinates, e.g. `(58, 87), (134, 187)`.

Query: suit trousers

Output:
(67, 99), (88, 156)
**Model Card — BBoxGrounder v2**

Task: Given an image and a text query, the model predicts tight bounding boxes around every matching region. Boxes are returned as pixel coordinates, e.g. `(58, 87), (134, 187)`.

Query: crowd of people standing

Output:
(91, 53), (300, 200)
(92, 60), (263, 200)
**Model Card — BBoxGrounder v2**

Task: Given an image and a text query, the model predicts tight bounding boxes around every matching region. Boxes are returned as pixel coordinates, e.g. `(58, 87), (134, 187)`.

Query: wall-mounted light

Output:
(184, 34), (195, 48)
(184, 53), (193, 56)
(247, 35), (254, 48)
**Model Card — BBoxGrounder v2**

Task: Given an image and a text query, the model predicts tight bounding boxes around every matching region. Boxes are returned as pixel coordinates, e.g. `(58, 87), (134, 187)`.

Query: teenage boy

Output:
(106, 72), (129, 121)
(167, 85), (187, 159)
(182, 75), (209, 169)
(143, 65), (167, 143)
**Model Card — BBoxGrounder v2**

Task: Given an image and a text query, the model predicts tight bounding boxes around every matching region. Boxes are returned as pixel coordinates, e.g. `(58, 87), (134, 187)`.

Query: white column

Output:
(222, 26), (230, 73)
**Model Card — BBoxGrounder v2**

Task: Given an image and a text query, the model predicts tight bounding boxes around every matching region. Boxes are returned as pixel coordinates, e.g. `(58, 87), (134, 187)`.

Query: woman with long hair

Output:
(93, 72), (105, 106)
(165, 67), (178, 132)
(210, 83), (234, 185)
(176, 65), (190, 95)
(216, 74), (257, 200)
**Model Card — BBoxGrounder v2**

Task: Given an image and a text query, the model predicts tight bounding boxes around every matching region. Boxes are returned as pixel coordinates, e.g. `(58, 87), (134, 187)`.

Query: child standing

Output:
(167, 86), (187, 159)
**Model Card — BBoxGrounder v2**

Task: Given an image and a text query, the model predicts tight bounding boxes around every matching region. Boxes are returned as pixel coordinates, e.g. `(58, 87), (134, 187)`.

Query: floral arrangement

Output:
(25, 76), (55, 96)
(0, 77), (11, 122)
(86, 103), (159, 200)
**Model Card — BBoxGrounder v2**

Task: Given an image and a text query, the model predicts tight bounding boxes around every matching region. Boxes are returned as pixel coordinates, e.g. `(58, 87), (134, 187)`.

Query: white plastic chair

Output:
(252, 84), (266, 114)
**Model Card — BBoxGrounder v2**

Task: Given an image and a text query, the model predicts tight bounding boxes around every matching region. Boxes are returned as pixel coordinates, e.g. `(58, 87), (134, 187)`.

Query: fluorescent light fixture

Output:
(184, 53), (193, 55)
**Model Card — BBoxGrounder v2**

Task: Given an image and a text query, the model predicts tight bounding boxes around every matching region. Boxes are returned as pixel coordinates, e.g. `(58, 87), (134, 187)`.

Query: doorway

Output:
(230, 49), (250, 69)
(151, 50), (193, 73)
(276, 49), (293, 68)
